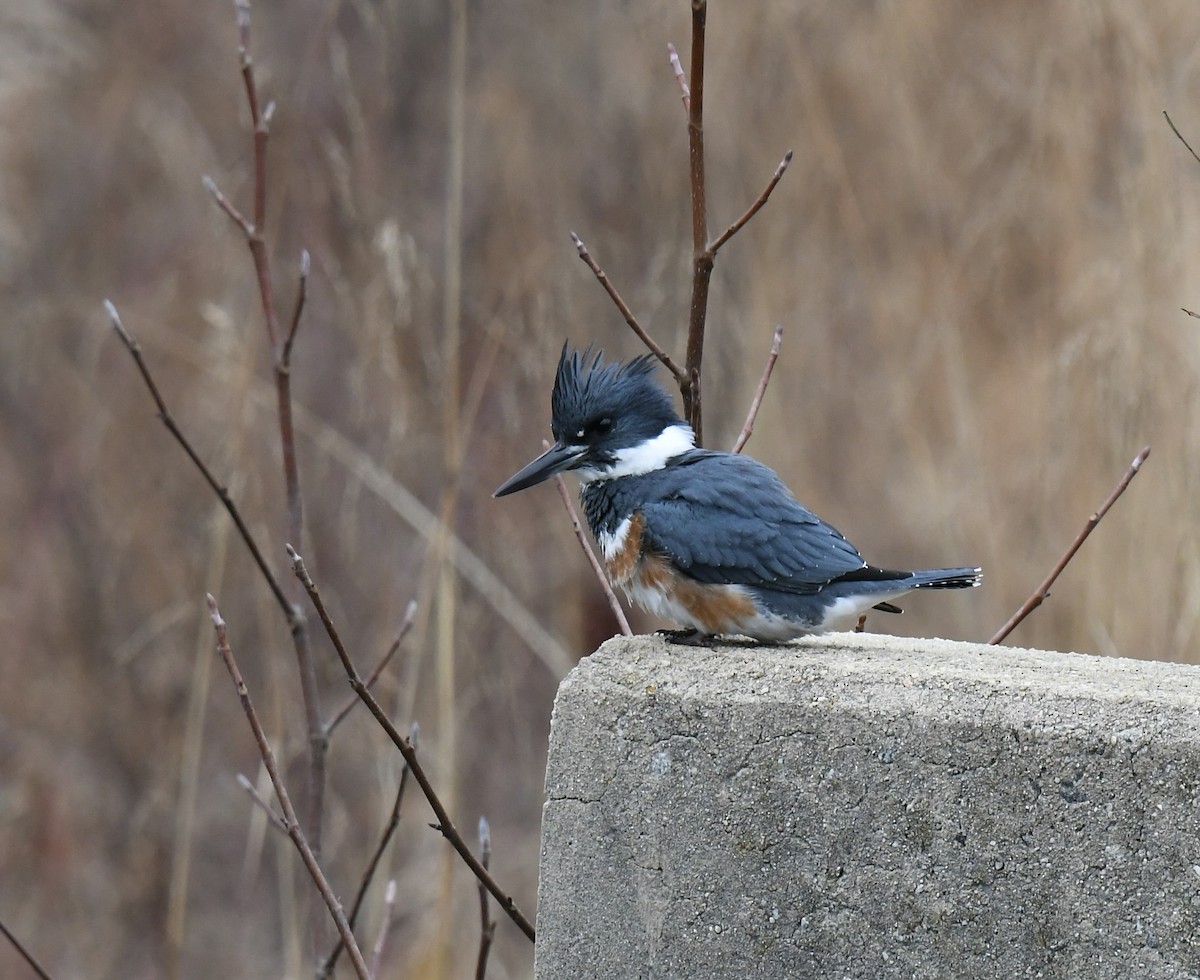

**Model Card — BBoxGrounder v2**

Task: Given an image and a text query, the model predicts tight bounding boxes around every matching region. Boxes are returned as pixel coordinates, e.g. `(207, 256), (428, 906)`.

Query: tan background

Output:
(3, 2), (1200, 977)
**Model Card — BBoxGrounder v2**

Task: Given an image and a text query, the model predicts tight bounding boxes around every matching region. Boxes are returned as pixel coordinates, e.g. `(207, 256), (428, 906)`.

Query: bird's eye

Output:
(593, 417), (613, 435)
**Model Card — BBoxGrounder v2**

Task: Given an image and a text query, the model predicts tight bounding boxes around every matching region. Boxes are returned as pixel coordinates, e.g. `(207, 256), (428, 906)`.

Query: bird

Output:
(494, 344), (980, 644)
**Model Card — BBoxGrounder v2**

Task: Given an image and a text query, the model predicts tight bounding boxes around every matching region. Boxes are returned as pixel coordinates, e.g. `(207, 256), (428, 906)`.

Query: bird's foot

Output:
(656, 628), (715, 647)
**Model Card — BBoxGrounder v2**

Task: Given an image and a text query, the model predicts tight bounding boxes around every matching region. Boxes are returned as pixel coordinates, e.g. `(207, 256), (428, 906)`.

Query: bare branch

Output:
(326, 600), (418, 737)
(708, 150), (793, 255)
(0, 916), (54, 980)
(666, 42), (690, 113)
(1183, 307), (1200, 319)
(569, 232), (685, 381)
(208, 595), (371, 980)
(213, 2), (326, 898)
(103, 301), (295, 622)
(682, 1), (710, 442)
(1164, 110), (1200, 168)
(286, 546), (537, 942)
(552, 470), (632, 636)
(202, 174), (254, 238)
(989, 446), (1151, 645)
(237, 772), (289, 835)
(475, 816), (496, 980)
(282, 249), (310, 369)
(731, 325), (783, 454)
(318, 725), (415, 980)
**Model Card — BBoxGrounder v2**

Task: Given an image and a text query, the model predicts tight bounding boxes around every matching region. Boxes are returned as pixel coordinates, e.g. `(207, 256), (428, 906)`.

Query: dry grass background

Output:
(3, 1), (1200, 977)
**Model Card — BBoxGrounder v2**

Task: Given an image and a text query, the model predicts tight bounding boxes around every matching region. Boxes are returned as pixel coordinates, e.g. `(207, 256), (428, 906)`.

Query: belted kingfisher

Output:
(494, 345), (981, 643)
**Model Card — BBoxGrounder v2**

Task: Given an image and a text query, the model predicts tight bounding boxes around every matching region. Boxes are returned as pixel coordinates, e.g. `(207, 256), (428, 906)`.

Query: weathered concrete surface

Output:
(535, 633), (1200, 979)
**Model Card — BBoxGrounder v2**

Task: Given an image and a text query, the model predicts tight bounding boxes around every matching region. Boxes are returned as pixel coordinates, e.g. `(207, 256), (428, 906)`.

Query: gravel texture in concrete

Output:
(535, 633), (1200, 979)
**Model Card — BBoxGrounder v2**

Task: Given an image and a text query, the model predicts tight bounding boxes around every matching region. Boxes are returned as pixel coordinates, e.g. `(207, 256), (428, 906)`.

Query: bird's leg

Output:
(656, 627), (715, 646)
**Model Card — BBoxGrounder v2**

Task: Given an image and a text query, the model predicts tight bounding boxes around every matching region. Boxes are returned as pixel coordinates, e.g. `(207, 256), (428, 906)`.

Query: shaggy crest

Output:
(551, 344), (682, 441)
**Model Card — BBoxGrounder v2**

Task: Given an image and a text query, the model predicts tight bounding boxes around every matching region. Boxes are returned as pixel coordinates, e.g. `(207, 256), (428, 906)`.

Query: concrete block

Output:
(535, 633), (1200, 979)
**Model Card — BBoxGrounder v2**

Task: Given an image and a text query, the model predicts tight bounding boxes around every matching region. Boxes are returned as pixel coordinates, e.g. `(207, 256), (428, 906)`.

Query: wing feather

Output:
(637, 451), (867, 594)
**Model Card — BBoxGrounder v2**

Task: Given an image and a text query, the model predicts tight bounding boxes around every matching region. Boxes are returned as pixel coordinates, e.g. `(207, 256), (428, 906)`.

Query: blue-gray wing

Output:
(636, 451), (867, 593)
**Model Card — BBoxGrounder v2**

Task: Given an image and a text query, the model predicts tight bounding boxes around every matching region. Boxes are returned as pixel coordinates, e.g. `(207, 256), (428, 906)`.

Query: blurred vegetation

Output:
(3, 1), (1200, 977)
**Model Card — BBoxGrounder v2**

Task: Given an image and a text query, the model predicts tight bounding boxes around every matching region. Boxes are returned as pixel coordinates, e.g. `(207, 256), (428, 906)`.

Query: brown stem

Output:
(989, 446), (1151, 645)
(666, 42), (690, 113)
(474, 817), (496, 980)
(708, 151), (793, 255)
(682, 1), (709, 442)
(569, 232), (685, 382)
(208, 595), (371, 980)
(325, 600), (417, 737)
(236, 772), (290, 835)
(103, 301), (295, 623)
(318, 729), (414, 980)
(286, 546), (537, 942)
(731, 325), (783, 454)
(1164, 110), (1200, 168)
(0, 916), (54, 980)
(211, 5), (327, 920)
(550, 460), (633, 636)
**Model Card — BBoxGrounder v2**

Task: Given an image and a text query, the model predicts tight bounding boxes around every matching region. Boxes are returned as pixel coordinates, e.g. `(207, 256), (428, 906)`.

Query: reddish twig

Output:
(318, 725), (415, 980)
(854, 613), (868, 634)
(286, 546), (536, 942)
(103, 301), (295, 621)
(548, 442), (632, 636)
(208, 3), (328, 901)
(282, 249), (310, 369)
(708, 151), (794, 255)
(731, 325), (783, 454)
(325, 600), (417, 737)
(989, 446), (1151, 645)
(569, 232), (685, 382)
(0, 916), (54, 980)
(208, 595), (371, 980)
(666, 42), (690, 113)
(681, 0), (710, 442)
(1164, 110), (1200, 168)
(236, 772), (289, 835)
(475, 817), (496, 980)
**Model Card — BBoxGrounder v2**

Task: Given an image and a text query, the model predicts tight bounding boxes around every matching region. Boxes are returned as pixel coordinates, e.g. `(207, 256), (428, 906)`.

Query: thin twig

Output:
(212, 2), (327, 904)
(475, 817), (496, 980)
(548, 442), (632, 636)
(286, 546), (537, 942)
(237, 772), (290, 835)
(208, 595), (371, 980)
(569, 232), (685, 382)
(731, 325), (783, 454)
(1164, 110), (1200, 168)
(104, 301), (295, 621)
(1183, 307), (1200, 319)
(666, 42), (690, 113)
(708, 150), (793, 255)
(326, 601), (418, 737)
(318, 727), (415, 980)
(0, 916), (54, 980)
(282, 250), (310, 369)
(989, 446), (1151, 645)
(370, 880), (396, 979)
(682, 0), (710, 442)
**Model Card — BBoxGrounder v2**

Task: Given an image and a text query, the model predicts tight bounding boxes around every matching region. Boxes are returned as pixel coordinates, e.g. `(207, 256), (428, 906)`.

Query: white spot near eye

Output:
(576, 429), (584, 439)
